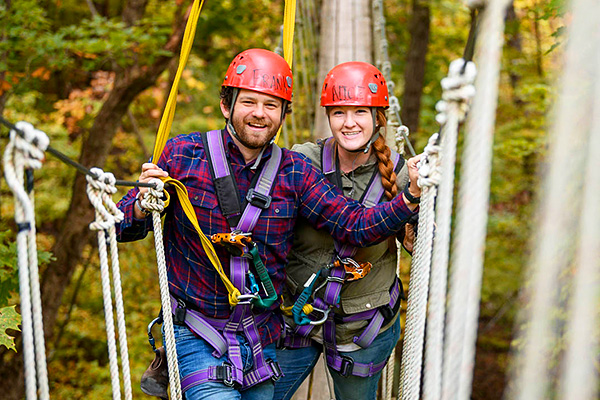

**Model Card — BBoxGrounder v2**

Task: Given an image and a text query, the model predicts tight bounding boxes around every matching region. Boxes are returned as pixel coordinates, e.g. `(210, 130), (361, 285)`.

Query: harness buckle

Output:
(267, 359), (283, 381)
(246, 188), (271, 209)
(216, 362), (235, 387)
(173, 299), (187, 325)
(339, 355), (355, 378)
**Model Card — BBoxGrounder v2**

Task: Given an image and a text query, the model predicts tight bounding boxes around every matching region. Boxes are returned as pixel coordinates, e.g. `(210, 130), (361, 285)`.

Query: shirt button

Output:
(194, 196), (198, 200)
(365, 303), (372, 308)
(275, 208), (280, 213)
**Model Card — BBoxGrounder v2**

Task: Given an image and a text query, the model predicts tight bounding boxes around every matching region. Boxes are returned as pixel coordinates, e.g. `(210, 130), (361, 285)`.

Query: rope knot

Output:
(10, 122), (49, 169)
(418, 133), (442, 188)
(140, 178), (166, 213)
(435, 58), (477, 126)
(86, 168), (123, 229)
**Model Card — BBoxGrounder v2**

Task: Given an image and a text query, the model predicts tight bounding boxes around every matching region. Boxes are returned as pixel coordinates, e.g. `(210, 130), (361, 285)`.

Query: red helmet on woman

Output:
(223, 48), (293, 102)
(320, 62), (389, 108)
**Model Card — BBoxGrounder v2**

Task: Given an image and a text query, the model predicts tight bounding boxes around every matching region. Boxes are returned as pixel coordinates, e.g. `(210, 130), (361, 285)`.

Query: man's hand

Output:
(138, 163), (169, 196)
(134, 163), (168, 219)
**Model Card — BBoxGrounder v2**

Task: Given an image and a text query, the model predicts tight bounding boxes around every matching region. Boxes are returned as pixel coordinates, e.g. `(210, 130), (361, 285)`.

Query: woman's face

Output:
(327, 106), (374, 152)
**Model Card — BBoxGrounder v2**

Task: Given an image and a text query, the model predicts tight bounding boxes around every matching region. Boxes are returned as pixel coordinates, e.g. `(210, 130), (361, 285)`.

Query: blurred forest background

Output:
(0, 0), (564, 399)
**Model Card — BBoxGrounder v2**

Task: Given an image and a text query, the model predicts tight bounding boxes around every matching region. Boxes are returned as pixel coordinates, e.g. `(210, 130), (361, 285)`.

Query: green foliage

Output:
(0, 230), (20, 307)
(0, 0), (567, 396)
(0, 306), (21, 352)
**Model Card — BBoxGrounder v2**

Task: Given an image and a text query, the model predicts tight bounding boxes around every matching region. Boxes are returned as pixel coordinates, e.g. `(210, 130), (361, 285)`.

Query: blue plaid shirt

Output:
(116, 129), (414, 346)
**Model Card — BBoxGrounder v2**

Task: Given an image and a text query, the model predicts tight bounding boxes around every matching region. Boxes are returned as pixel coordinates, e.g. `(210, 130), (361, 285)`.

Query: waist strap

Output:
(170, 294), (270, 357)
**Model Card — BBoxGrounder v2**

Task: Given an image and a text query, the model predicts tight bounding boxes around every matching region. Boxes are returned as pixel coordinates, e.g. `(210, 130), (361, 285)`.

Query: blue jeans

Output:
(173, 324), (277, 400)
(273, 317), (401, 400)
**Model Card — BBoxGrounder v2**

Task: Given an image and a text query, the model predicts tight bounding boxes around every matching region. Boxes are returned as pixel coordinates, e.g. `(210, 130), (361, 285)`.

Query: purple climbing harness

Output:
(283, 136), (404, 378)
(176, 130), (283, 392)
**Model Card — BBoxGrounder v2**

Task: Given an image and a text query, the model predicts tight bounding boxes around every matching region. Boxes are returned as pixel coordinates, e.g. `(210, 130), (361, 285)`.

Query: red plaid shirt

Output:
(116, 129), (414, 346)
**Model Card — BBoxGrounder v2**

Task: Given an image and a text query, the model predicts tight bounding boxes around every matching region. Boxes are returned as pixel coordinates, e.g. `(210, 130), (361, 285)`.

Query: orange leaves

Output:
(31, 67), (51, 80)
(0, 80), (11, 96)
(53, 71), (115, 137)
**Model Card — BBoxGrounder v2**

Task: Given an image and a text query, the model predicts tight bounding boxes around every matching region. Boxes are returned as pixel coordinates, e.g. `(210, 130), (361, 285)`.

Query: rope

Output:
(3, 121), (50, 400)
(399, 133), (440, 400)
(423, 60), (476, 400)
(507, 0), (600, 398)
(372, 0), (416, 157)
(441, 1), (510, 399)
(141, 179), (183, 400)
(86, 168), (132, 400)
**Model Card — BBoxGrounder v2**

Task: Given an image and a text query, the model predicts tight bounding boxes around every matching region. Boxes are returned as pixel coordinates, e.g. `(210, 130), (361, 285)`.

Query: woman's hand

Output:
(406, 154), (423, 198)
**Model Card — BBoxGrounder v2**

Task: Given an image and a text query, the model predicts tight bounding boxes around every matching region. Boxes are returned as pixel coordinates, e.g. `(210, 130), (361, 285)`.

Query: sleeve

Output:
(296, 159), (416, 248)
(115, 139), (174, 242)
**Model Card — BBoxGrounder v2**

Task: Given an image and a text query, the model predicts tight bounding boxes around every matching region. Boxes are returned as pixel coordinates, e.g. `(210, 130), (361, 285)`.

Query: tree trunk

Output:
(0, 2), (189, 399)
(505, 1), (525, 106)
(313, 0), (373, 140)
(401, 0), (430, 135)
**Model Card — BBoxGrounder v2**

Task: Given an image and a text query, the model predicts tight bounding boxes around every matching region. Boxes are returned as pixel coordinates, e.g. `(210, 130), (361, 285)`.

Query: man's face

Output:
(220, 89), (284, 149)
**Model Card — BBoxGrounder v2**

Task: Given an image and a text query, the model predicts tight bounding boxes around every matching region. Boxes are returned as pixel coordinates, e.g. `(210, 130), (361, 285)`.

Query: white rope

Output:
(441, 1), (510, 399)
(93, 168), (133, 400)
(399, 133), (440, 400)
(422, 59), (476, 400)
(3, 122), (50, 400)
(141, 180), (182, 400)
(557, 11), (600, 397)
(507, 0), (600, 398)
(87, 168), (126, 400)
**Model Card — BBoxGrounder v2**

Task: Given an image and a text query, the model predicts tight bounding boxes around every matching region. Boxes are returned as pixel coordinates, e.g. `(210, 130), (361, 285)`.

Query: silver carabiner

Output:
(237, 293), (259, 305)
(308, 306), (330, 326)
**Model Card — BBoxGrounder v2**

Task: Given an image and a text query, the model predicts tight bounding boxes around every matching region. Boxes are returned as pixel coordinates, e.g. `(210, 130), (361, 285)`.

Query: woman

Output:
(274, 62), (421, 400)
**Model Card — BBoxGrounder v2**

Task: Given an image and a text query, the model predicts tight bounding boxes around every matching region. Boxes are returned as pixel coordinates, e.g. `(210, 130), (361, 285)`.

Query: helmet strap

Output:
(226, 88), (242, 142)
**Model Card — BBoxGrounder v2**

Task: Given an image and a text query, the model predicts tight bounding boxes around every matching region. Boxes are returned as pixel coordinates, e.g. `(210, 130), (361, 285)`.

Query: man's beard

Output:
(230, 115), (279, 149)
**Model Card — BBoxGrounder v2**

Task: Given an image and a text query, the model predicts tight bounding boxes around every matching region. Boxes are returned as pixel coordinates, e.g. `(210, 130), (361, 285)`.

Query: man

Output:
(116, 49), (421, 400)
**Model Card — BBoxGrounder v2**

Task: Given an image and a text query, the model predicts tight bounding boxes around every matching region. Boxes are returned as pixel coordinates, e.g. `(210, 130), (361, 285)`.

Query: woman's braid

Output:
(372, 109), (398, 200)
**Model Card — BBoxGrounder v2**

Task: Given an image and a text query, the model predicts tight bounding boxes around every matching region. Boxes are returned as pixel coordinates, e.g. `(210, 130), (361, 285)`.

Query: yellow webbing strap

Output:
(150, 0), (241, 306)
(274, 0), (297, 144)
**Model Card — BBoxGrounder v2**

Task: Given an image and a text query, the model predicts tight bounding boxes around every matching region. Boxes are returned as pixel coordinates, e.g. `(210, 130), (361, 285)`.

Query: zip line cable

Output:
(0, 116), (157, 190)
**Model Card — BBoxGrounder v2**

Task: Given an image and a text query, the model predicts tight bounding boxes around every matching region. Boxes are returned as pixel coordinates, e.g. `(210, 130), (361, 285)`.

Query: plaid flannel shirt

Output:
(116, 129), (414, 346)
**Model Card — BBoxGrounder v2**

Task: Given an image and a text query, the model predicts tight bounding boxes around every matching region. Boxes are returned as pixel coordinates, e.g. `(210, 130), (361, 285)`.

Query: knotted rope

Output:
(140, 179), (182, 400)
(86, 168), (132, 400)
(441, 1), (510, 399)
(423, 59), (476, 400)
(3, 121), (50, 400)
(399, 57), (476, 400)
(399, 133), (440, 400)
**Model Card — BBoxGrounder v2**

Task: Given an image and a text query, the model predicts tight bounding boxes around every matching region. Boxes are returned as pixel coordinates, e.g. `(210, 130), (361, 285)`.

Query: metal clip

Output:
(236, 293), (259, 305)
(308, 306), (330, 326)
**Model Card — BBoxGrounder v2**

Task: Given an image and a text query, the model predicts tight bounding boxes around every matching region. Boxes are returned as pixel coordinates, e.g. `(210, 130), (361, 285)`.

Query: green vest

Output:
(284, 141), (409, 344)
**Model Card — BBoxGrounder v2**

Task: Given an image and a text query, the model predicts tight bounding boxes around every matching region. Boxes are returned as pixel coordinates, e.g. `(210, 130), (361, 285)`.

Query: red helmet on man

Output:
(320, 62), (388, 108)
(223, 48), (293, 102)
